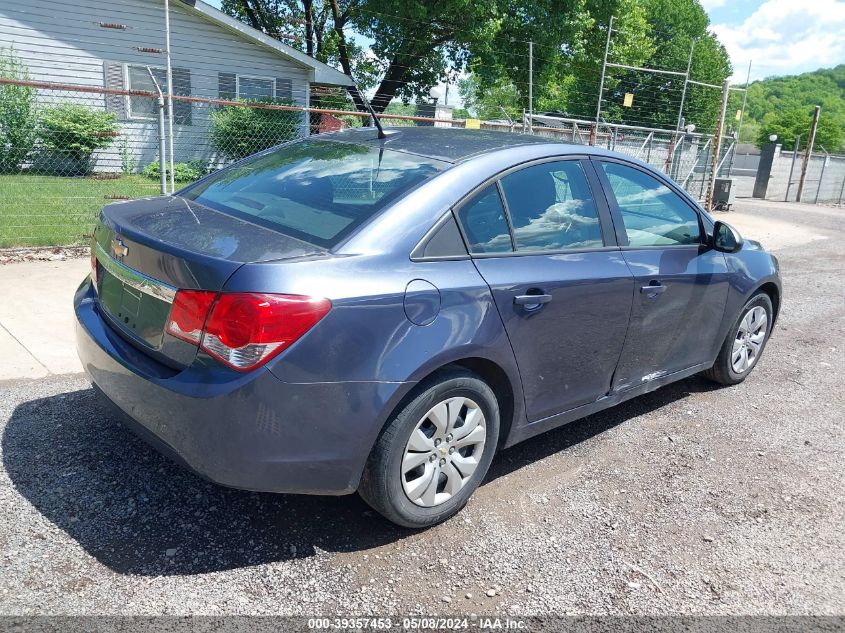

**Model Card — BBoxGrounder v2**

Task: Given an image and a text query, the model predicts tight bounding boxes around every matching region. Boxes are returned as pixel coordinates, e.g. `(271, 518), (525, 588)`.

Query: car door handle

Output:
(640, 283), (667, 297)
(514, 293), (552, 306)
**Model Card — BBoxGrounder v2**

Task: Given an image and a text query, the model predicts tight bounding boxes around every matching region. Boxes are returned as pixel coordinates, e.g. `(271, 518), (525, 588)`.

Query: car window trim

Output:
(588, 156), (707, 250)
(410, 210), (471, 262)
(452, 154), (620, 259)
(495, 180), (518, 251)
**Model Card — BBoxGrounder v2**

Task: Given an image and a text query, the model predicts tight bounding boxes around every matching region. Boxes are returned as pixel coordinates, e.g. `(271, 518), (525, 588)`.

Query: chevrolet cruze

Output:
(75, 127), (781, 527)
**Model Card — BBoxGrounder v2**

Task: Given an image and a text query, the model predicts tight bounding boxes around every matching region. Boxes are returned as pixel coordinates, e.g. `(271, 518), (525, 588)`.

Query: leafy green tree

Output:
(0, 47), (38, 173)
(458, 74), (522, 121)
(758, 108), (844, 151)
(222, 0), (732, 130)
(599, 0), (731, 131)
(741, 65), (845, 150)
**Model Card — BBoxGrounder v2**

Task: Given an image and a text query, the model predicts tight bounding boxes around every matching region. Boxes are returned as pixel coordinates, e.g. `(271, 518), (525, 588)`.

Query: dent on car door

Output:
(456, 159), (635, 423)
(591, 159), (730, 391)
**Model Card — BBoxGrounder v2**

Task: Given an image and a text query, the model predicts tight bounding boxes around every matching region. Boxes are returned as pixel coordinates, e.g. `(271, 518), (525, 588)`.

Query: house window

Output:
(127, 65), (167, 119)
(125, 64), (193, 125)
(219, 73), (295, 103)
(238, 75), (274, 101)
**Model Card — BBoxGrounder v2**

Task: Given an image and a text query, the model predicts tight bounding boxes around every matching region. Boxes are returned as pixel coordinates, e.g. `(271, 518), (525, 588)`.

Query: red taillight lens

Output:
(164, 291), (331, 371)
(166, 290), (217, 344)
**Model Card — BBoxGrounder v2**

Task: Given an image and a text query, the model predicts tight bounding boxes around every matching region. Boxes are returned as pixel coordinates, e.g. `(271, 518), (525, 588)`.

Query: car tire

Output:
(358, 368), (500, 528)
(703, 292), (773, 386)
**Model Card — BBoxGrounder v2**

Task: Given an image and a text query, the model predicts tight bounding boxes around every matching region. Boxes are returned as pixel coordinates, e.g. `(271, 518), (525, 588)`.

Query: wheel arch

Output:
(368, 356), (520, 464)
(756, 280), (781, 325)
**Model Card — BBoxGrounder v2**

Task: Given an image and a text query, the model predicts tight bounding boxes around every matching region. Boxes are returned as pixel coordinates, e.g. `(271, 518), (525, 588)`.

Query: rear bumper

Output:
(74, 278), (410, 495)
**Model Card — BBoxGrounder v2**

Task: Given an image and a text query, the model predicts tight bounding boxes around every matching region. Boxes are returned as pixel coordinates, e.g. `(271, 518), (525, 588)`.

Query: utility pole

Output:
(676, 38), (696, 132)
(595, 16), (613, 127)
(528, 41), (533, 132)
(796, 105), (821, 202)
(164, 0), (175, 194)
(705, 79), (731, 211)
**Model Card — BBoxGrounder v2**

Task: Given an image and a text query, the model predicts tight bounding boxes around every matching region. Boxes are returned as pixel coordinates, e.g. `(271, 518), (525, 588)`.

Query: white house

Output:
(0, 0), (354, 170)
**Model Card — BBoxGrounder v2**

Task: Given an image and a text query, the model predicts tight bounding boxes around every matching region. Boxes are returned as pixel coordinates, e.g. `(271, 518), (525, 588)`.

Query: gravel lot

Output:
(0, 200), (843, 616)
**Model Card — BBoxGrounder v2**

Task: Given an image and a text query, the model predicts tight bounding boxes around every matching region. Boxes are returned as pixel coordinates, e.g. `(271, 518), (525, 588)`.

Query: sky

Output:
(705, 0), (845, 82)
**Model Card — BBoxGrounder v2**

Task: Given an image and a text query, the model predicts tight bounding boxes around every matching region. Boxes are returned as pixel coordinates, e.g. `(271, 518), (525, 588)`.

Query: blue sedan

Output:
(75, 127), (781, 527)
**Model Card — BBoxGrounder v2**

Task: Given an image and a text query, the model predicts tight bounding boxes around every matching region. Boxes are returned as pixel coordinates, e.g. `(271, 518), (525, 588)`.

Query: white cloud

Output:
(712, 0), (845, 81)
(699, 0), (727, 10)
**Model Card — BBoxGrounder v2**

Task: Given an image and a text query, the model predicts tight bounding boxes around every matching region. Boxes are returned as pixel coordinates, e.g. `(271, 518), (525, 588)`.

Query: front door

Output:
(455, 159), (634, 422)
(591, 159), (730, 392)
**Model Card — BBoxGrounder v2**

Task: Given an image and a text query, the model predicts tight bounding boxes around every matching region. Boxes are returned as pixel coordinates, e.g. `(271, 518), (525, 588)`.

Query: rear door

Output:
(591, 159), (730, 391)
(456, 158), (635, 422)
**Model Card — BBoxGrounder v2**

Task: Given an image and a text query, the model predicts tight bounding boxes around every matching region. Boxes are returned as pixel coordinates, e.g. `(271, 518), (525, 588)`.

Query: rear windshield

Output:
(181, 139), (448, 248)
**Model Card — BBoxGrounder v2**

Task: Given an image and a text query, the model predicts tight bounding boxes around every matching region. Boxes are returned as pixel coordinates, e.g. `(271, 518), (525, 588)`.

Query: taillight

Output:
(166, 290), (217, 345)
(165, 291), (331, 371)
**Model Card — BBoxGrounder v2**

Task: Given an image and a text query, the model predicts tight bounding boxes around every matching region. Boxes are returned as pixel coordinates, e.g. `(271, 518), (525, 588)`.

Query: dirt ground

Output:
(0, 199), (843, 616)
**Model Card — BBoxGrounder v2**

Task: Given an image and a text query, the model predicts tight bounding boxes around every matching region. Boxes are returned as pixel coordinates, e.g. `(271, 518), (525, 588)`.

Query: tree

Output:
(758, 108), (844, 152)
(221, 0), (734, 129)
(598, 0), (731, 131)
(741, 65), (845, 150)
(458, 74), (522, 121)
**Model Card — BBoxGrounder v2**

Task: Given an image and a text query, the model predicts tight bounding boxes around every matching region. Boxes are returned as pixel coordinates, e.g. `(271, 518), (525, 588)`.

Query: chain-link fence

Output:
(525, 113), (734, 204)
(0, 76), (837, 249)
(771, 150), (845, 204)
(0, 78), (377, 247)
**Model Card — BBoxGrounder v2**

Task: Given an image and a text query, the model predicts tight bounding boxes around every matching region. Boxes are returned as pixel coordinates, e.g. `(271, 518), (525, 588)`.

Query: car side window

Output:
(499, 160), (603, 252)
(599, 161), (702, 247)
(455, 185), (513, 253)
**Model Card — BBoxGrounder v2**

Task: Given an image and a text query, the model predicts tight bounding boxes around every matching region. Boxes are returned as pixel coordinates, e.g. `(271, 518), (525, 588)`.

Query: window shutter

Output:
(275, 77), (293, 102)
(103, 61), (127, 119)
(172, 67), (192, 126)
(218, 72), (236, 100)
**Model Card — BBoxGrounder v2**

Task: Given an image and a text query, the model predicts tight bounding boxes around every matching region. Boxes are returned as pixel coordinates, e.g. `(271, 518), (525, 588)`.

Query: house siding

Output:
(0, 0), (314, 171)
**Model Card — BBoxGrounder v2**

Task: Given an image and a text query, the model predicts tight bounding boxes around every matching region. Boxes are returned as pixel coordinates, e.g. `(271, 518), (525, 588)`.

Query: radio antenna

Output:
(356, 87), (386, 139)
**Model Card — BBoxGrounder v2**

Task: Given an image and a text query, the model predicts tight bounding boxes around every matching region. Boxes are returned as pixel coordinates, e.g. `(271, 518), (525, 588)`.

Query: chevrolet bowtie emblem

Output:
(111, 238), (128, 259)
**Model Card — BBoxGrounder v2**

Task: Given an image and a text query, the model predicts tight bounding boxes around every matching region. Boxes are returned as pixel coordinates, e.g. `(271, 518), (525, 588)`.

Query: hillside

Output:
(740, 65), (845, 151)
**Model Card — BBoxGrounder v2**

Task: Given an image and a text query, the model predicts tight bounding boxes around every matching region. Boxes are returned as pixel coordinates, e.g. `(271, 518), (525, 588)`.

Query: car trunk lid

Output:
(92, 195), (325, 369)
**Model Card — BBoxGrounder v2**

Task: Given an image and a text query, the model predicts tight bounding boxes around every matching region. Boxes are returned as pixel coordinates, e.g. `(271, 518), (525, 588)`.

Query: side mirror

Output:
(712, 221), (743, 253)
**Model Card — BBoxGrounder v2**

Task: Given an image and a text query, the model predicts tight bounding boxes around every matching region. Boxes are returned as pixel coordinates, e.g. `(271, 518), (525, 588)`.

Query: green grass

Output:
(0, 174), (161, 248)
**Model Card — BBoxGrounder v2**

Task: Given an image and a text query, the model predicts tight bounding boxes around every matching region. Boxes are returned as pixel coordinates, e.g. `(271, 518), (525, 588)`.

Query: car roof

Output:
(313, 126), (581, 164)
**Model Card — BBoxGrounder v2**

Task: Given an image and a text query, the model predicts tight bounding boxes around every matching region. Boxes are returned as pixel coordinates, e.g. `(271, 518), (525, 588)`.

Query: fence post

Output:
(147, 67), (168, 196)
(528, 41), (533, 133)
(814, 150), (829, 204)
(705, 79), (730, 211)
(596, 16), (613, 127)
(796, 105), (821, 202)
(664, 132), (677, 174)
(752, 141), (778, 199)
(838, 165), (845, 206)
(676, 38), (696, 132)
(164, 0), (175, 194)
(784, 135), (800, 201)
